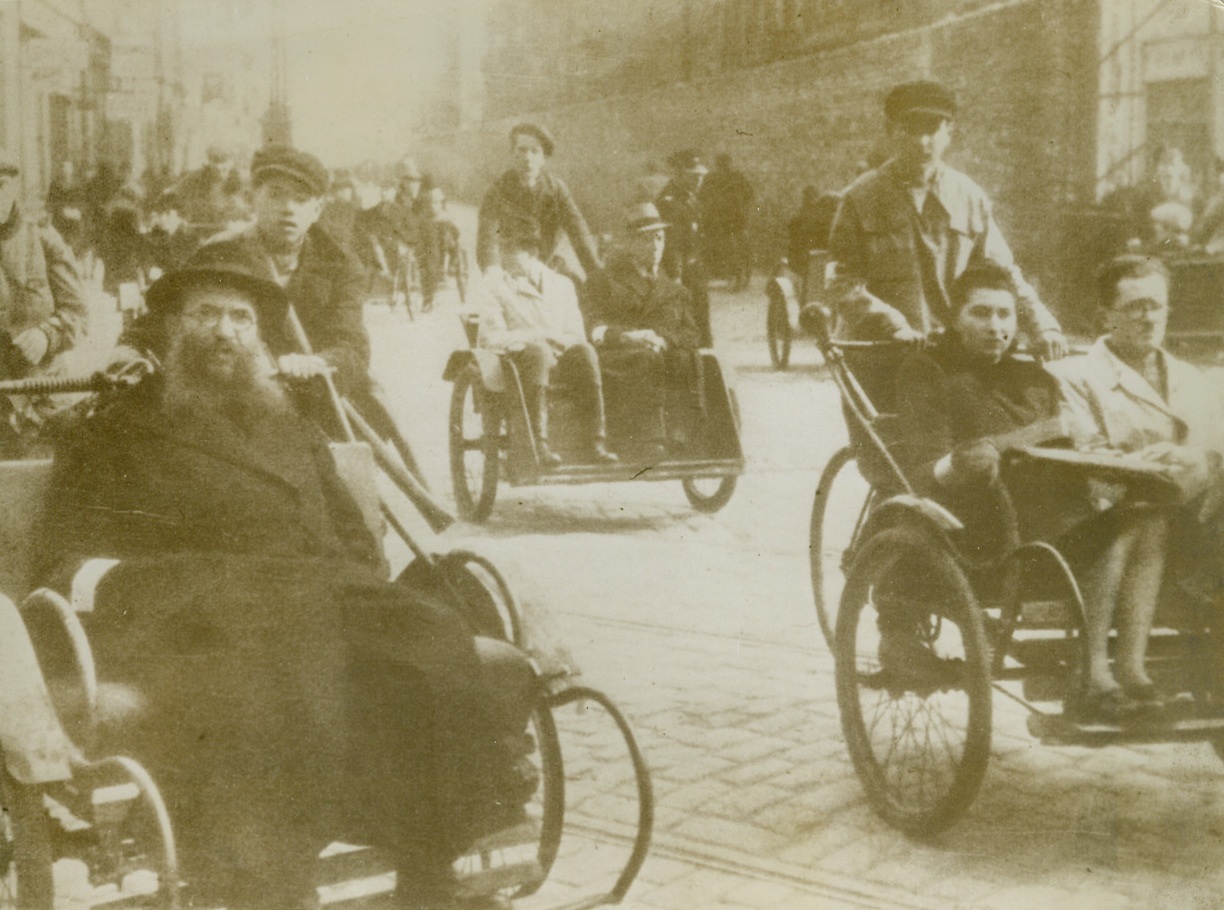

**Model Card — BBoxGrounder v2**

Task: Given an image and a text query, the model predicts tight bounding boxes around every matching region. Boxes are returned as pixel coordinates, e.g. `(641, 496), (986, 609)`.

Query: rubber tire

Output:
(809, 446), (869, 652)
(835, 525), (992, 837)
(767, 292), (792, 371)
(682, 476), (737, 513)
(0, 765), (52, 910)
(449, 367), (500, 522)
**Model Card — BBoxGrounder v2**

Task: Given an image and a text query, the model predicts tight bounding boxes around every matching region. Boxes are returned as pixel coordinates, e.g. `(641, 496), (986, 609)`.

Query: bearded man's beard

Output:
(162, 330), (290, 429)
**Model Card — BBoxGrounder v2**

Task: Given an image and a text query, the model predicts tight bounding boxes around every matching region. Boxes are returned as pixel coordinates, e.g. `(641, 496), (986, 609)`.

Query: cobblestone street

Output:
(362, 251), (1224, 910)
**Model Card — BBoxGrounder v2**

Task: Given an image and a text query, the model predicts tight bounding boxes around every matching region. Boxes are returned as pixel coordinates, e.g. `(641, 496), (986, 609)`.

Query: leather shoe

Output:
(591, 441), (619, 464)
(537, 442), (562, 468)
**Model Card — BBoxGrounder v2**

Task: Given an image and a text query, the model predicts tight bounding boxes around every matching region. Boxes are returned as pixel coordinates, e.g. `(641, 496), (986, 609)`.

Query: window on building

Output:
(1146, 77), (1212, 199)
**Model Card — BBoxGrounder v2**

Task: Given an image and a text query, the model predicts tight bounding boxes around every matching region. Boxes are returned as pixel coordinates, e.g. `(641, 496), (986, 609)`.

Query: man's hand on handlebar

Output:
(277, 353), (333, 380)
(1036, 329), (1069, 361)
(12, 327), (49, 366)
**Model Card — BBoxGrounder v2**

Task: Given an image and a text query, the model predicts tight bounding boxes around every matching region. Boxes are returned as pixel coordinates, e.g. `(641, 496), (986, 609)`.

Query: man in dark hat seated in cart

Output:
(41, 259), (538, 910)
(585, 202), (703, 459)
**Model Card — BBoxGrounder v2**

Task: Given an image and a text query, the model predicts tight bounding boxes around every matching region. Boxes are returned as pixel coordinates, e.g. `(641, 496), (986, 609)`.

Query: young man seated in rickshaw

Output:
(40, 260), (540, 910)
(584, 203), (703, 460)
(477, 217), (618, 467)
(892, 261), (1194, 723)
(1050, 254), (1224, 716)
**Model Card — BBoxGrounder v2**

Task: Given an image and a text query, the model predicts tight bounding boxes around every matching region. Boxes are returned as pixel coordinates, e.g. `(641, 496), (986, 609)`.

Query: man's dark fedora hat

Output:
(145, 244), (289, 328)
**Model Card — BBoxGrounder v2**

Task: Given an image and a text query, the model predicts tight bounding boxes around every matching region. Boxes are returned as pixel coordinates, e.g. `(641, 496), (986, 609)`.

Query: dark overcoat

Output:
(41, 380), (509, 893)
(585, 257), (703, 447)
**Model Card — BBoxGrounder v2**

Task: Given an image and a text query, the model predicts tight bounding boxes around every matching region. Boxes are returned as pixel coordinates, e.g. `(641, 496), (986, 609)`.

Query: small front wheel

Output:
(682, 476), (737, 513)
(835, 525), (993, 836)
(766, 287), (792, 371)
(449, 367), (501, 522)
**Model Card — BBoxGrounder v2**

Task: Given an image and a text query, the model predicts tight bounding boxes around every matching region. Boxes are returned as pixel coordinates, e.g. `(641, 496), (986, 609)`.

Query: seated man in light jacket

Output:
(478, 216), (617, 467)
(1050, 253), (1224, 715)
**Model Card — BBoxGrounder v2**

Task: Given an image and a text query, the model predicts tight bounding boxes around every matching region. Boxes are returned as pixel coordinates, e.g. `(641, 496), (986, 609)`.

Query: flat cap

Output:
(884, 80), (958, 121)
(251, 144), (329, 197)
(509, 122), (555, 157)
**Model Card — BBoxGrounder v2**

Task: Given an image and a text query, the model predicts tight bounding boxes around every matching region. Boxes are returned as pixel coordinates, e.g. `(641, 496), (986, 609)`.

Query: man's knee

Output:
(474, 637), (536, 733)
(511, 342), (554, 387)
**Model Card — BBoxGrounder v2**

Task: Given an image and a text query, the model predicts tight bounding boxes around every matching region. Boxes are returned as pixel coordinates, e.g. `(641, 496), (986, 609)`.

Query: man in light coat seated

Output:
(1050, 254), (1224, 716)
(478, 217), (617, 467)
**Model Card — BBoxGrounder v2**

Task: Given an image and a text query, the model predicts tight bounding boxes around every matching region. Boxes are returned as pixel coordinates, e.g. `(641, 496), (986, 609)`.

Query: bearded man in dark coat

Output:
(42, 260), (536, 910)
(586, 203), (703, 458)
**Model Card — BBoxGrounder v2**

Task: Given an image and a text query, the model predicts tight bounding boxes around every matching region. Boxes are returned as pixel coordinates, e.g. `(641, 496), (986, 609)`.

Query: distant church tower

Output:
(262, 1), (291, 145)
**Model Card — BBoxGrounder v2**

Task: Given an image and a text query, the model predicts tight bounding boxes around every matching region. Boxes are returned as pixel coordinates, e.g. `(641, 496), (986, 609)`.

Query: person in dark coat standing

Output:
(656, 150), (713, 347)
(700, 153), (754, 290)
(42, 260), (537, 910)
(586, 203), (703, 457)
(476, 123), (602, 281)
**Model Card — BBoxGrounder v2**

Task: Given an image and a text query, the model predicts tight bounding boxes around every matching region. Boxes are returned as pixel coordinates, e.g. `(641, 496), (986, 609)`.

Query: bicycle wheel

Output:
(809, 447), (873, 651)
(835, 524), (992, 836)
(449, 367), (500, 522)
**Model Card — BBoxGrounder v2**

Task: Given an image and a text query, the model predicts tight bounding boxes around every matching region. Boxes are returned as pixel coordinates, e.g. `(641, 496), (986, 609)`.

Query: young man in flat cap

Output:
(586, 202), (704, 458)
(656, 150), (714, 347)
(828, 80), (1067, 359)
(476, 122), (602, 281)
(44, 259), (537, 910)
(0, 149), (87, 454)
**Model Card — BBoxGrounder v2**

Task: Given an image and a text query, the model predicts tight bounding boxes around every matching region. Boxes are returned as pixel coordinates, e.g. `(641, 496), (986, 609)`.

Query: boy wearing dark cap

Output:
(476, 122), (602, 279)
(828, 80), (1067, 360)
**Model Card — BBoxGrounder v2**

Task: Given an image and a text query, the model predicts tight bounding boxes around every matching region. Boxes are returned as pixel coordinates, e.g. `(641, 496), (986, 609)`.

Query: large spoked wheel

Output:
(0, 766), (52, 909)
(682, 476), (737, 513)
(766, 289), (792, 371)
(835, 525), (992, 837)
(810, 447), (874, 651)
(449, 367), (500, 522)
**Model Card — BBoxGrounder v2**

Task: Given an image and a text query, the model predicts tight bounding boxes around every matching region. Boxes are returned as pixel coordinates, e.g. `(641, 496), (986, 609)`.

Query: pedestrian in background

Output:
(657, 149), (713, 347)
(701, 153), (755, 291)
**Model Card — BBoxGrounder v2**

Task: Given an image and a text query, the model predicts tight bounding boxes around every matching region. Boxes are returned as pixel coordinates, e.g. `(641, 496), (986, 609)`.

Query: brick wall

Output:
(424, 0), (1099, 327)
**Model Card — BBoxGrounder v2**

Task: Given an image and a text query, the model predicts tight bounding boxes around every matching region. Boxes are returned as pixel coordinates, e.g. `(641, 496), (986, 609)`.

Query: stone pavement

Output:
(362, 217), (1224, 909)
